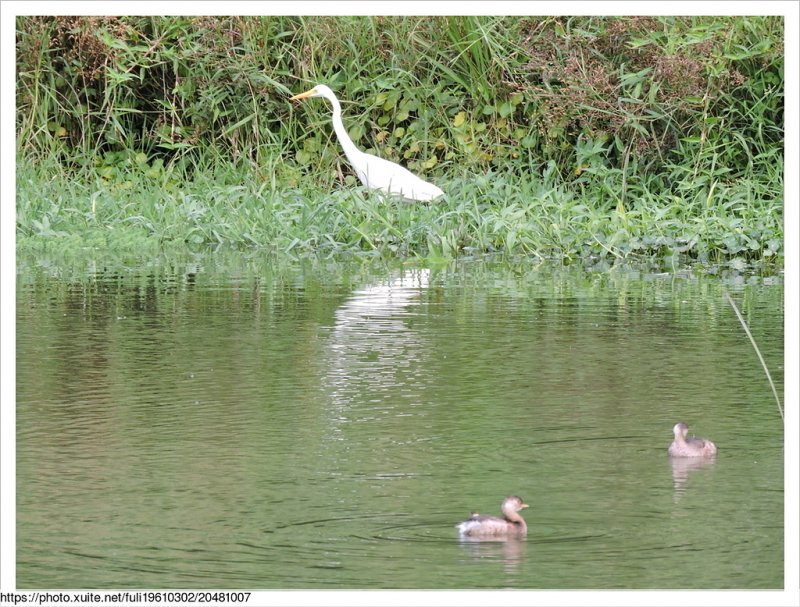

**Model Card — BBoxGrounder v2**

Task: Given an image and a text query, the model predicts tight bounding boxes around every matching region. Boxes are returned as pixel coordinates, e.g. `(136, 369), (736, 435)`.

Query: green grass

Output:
(14, 16), (784, 269)
(16, 152), (782, 270)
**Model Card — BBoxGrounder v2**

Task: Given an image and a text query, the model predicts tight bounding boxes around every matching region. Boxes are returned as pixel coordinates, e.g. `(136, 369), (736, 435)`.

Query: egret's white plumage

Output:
(289, 84), (444, 202)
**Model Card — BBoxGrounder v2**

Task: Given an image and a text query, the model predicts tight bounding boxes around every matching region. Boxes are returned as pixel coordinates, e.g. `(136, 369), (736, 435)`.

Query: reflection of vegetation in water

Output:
(15, 257), (784, 588)
(15, 16), (783, 265)
(16, 253), (784, 400)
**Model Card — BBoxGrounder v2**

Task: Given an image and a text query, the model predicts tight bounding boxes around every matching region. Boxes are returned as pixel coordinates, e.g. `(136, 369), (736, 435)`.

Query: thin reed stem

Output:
(724, 291), (783, 423)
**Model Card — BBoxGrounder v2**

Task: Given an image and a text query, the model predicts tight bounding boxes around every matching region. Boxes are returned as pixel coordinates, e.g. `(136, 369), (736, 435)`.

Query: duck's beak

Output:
(289, 88), (317, 101)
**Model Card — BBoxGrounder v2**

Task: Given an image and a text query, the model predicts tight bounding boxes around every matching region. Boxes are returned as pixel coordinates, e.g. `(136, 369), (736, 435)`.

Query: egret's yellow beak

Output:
(289, 88), (317, 101)
(521, 503), (529, 509)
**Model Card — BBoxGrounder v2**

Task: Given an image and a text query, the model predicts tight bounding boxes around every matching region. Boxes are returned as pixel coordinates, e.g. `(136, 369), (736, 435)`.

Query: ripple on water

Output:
(15, 262), (784, 588)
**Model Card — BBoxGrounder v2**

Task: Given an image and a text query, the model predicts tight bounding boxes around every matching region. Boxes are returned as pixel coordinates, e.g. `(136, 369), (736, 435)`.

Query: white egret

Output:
(289, 84), (444, 201)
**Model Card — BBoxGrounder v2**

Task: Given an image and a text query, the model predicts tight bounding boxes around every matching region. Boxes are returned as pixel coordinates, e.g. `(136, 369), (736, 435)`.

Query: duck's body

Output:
(456, 496), (528, 537)
(668, 422), (717, 457)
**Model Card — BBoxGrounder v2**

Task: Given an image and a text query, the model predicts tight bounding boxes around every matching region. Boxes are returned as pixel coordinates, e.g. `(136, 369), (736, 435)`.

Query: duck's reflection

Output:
(457, 535), (527, 574)
(670, 455), (716, 498)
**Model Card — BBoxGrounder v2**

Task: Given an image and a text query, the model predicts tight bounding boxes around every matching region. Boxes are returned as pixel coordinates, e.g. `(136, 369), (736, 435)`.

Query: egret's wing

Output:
(359, 154), (443, 201)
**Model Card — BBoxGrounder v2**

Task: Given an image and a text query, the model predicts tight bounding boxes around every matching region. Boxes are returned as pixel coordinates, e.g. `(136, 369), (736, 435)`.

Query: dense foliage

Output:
(15, 15), (784, 266)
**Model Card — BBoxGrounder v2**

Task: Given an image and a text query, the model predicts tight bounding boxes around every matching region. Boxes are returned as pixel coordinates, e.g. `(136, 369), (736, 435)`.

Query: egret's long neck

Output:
(327, 95), (362, 163)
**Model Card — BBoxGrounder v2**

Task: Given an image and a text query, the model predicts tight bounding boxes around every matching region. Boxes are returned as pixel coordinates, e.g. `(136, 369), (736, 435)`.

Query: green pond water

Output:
(16, 254), (784, 589)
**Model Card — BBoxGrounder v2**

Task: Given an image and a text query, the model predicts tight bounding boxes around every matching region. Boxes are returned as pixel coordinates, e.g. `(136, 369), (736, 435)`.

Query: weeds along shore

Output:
(15, 16), (784, 267)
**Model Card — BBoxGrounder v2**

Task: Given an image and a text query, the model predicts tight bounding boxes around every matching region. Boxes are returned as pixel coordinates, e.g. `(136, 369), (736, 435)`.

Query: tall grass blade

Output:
(724, 291), (783, 423)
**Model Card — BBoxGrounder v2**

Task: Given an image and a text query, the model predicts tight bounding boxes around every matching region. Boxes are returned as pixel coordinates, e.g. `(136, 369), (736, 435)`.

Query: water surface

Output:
(16, 255), (784, 588)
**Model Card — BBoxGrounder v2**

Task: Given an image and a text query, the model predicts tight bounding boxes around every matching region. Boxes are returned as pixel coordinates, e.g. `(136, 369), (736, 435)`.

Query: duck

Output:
(456, 496), (529, 537)
(667, 422), (717, 457)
